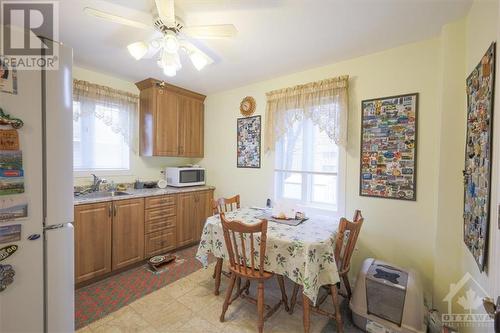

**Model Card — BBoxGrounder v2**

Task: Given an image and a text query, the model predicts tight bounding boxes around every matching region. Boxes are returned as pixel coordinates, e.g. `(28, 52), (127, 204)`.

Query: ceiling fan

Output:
(84, 0), (237, 77)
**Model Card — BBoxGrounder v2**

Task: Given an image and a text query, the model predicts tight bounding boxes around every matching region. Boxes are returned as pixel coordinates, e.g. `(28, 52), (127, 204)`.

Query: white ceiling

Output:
(59, 0), (472, 94)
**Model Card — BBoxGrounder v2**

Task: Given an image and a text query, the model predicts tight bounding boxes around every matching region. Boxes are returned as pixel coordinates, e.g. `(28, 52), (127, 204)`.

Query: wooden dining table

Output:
(196, 207), (341, 329)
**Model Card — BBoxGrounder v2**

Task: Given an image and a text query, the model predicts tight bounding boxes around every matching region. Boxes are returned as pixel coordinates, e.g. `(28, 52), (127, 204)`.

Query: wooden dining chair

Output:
(289, 213), (364, 333)
(212, 195), (241, 295)
(339, 209), (363, 298)
(353, 209), (363, 223)
(212, 194), (241, 215)
(219, 212), (289, 333)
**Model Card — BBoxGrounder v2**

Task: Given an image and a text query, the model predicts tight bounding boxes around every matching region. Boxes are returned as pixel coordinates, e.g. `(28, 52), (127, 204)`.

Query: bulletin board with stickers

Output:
(463, 42), (496, 272)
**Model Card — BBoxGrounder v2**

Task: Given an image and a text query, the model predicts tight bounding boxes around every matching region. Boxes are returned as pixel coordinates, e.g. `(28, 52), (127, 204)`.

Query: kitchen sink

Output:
(75, 191), (131, 199)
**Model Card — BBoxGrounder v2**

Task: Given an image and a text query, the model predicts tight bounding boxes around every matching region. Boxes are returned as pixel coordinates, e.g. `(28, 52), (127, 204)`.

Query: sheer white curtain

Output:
(264, 75), (349, 152)
(73, 79), (139, 148)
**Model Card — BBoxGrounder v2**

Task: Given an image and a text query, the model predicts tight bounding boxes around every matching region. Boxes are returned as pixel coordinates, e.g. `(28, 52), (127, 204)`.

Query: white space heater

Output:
(350, 258), (426, 333)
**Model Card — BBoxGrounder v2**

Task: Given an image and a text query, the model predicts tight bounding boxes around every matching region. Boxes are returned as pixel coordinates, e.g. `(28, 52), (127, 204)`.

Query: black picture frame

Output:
(359, 93), (419, 201)
(237, 115), (261, 168)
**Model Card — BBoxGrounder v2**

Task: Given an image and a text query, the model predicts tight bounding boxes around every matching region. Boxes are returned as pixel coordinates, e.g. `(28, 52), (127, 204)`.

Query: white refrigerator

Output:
(0, 39), (75, 332)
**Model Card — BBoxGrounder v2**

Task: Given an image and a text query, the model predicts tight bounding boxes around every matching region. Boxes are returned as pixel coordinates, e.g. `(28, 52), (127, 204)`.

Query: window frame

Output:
(72, 101), (132, 177)
(273, 118), (346, 219)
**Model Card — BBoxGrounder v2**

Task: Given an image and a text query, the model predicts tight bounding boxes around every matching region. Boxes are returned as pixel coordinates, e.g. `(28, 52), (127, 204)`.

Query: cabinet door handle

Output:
(113, 204), (117, 217)
(108, 204), (112, 217)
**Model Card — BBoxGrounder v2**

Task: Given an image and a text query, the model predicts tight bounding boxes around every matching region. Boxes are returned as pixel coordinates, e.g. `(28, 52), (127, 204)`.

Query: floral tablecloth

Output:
(196, 208), (340, 304)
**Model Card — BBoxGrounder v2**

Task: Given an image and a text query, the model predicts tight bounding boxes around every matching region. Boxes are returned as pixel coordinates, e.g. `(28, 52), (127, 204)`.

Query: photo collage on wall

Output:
(360, 93), (418, 201)
(237, 115), (261, 168)
(463, 42), (496, 271)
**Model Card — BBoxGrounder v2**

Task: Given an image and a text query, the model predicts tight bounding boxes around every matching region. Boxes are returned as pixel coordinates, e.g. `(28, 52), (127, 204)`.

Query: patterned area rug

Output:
(75, 245), (212, 330)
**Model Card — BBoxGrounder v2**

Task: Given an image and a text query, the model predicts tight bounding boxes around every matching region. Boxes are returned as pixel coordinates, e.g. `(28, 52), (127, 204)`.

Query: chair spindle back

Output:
(353, 209), (363, 222)
(220, 212), (268, 277)
(213, 195), (241, 215)
(334, 216), (364, 275)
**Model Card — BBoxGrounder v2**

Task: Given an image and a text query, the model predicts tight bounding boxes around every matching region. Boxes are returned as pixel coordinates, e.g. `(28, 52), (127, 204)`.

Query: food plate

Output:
(258, 214), (308, 226)
(271, 215), (294, 220)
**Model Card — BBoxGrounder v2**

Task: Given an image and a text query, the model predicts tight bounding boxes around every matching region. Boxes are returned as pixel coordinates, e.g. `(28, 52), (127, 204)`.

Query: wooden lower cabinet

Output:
(112, 198), (145, 270)
(177, 190), (213, 247)
(194, 190), (213, 241)
(145, 229), (176, 257)
(74, 202), (112, 284)
(75, 190), (213, 285)
(177, 193), (196, 247)
(144, 195), (177, 258)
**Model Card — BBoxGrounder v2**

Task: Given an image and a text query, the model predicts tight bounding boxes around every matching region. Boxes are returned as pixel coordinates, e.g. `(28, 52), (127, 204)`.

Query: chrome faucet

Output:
(91, 174), (106, 192)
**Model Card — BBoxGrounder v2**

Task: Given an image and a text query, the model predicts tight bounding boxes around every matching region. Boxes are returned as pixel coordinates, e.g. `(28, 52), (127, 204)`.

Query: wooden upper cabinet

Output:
(74, 202), (112, 284)
(136, 78), (205, 157)
(155, 89), (179, 156)
(112, 198), (145, 270)
(178, 96), (204, 157)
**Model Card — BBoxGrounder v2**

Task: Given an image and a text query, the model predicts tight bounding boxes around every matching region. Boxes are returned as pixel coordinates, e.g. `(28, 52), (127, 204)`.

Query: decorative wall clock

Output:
(240, 96), (256, 117)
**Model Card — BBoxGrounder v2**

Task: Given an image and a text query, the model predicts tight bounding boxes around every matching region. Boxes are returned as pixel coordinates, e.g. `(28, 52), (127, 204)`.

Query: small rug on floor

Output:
(75, 245), (213, 330)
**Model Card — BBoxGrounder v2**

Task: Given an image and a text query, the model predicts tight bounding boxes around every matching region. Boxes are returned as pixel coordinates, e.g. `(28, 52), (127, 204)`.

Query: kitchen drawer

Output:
(145, 229), (176, 257)
(145, 205), (176, 221)
(145, 195), (176, 209)
(145, 214), (176, 234)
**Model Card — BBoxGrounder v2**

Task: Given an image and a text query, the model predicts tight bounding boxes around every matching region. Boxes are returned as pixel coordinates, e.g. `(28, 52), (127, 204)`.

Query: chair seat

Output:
(229, 265), (274, 280)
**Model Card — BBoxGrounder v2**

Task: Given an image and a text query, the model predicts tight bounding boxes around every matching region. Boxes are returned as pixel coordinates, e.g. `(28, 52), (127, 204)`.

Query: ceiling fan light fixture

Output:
(189, 51), (208, 71)
(158, 50), (181, 77)
(163, 31), (179, 53)
(160, 51), (181, 70)
(127, 41), (148, 60)
(150, 39), (161, 49)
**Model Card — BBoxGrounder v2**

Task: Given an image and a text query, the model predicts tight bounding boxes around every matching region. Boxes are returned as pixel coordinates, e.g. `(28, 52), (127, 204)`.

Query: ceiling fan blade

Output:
(182, 24), (237, 39)
(84, 7), (151, 30)
(154, 0), (176, 26)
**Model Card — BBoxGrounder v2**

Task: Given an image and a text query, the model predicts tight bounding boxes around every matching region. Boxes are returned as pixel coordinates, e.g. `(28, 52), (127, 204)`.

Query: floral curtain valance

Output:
(264, 75), (349, 152)
(73, 79), (139, 146)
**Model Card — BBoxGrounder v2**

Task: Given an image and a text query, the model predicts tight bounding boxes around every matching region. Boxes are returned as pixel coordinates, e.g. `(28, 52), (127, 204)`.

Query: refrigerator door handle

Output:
(44, 223), (72, 231)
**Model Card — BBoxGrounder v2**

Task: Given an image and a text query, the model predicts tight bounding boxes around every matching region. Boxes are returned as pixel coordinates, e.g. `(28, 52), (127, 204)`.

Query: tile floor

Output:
(76, 246), (211, 329)
(77, 262), (362, 332)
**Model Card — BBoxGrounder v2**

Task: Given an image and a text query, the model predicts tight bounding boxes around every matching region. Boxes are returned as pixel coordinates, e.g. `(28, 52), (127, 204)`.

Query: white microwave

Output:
(166, 167), (205, 187)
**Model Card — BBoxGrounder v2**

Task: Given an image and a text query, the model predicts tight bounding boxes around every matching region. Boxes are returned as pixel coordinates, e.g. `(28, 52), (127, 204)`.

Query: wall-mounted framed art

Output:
(463, 42), (496, 272)
(237, 115), (261, 168)
(360, 93), (418, 201)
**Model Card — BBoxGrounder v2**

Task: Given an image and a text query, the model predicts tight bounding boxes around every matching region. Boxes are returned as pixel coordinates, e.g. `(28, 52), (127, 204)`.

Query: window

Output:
(73, 102), (130, 172)
(274, 118), (344, 216)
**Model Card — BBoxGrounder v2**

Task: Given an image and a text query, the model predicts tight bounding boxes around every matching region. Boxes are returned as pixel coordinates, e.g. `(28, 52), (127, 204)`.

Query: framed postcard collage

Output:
(360, 93), (418, 201)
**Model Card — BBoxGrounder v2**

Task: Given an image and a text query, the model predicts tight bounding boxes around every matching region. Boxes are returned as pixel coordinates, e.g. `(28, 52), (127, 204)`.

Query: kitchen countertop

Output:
(73, 185), (215, 206)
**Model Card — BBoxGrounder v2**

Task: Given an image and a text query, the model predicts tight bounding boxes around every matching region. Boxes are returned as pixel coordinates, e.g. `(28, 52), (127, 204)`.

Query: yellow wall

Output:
(72, 66), (195, 185)
(432, 17), (468, 313)
(432, 2), (499, 325)
(200, 0), (500, 309)
(201, 38), (442, 298)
